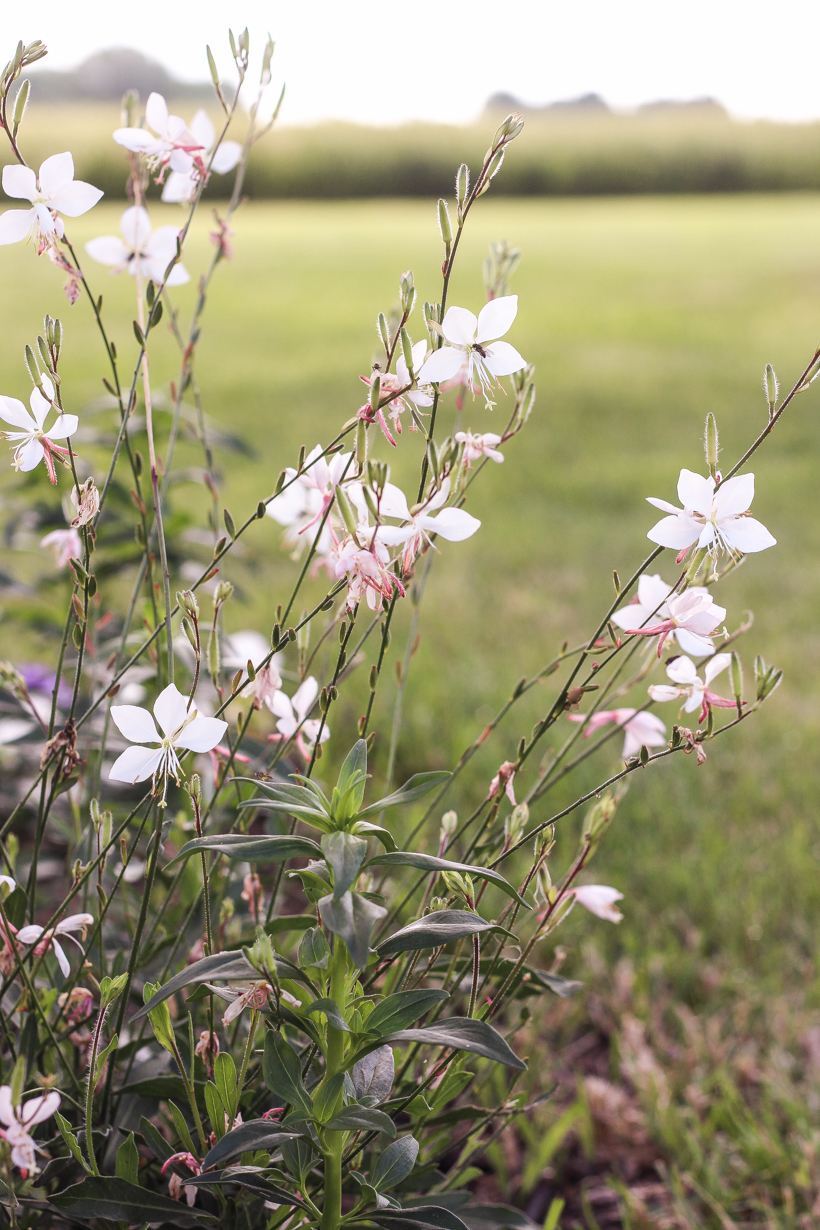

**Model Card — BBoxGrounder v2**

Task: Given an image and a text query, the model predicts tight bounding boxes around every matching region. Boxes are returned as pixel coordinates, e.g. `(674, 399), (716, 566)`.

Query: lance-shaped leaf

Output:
(350, 1045), (394, 1105)
(358, 772), (450, 818)
(184, 1168), (311, 1207)
(533, 970), (584, 999)
(298, 926), (330, 970)
(305, 997), (350, 1031)
(456, 1205), (539, 1230)
(322, 831), (368, 900)
(377, 910), (504, 957)
(235, 777), (331, 822)
(202, 1122), (301, 1171)
(366, 854), (529, 909)
(51, 1177), (216, 1225)
(365, 990), (449, 1037)
(351, 821), (397, 851)
(325, 1104), (396, 1137)
(331, 738), (369, 821)
(369, 1207), (471, 1230)
(372, 1134), (419, 1191)
(263, 1030), (314, 1115)
(383, 1018), (526, 1070)
(166, 832), (322, 868)
(135, 949), (309, 1020)
(319, 891), (387, 969)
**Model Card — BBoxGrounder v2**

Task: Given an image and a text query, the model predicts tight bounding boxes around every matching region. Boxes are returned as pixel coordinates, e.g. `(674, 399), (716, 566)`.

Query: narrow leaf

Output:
(202, 1122), (300, 1171)
(166, 833), (321, 868)
(322, 831), (367, 899)
(377, 910), (502, 957)
(358, 771), (450, 817)
(366, 854), (529, 909)
(372, 1134), (419, 1191)
(384, 1018), (526, 1070)
(365, 990), (449, 1036)
(304, 997), (350, 1031)
(351, 1045), (394, 1105)
(262, 1030), (313, 1114)
(326, 1105), (396, 1137)
(319, 891), (387, 969)
(51, 1177), (215, 1225)
(115, 1132), (139, 1185)
(371, 1207), (470, 1230)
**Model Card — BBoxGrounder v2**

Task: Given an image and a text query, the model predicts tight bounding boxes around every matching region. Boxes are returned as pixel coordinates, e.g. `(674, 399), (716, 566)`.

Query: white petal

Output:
(677, 469), (714, 516)
(674, 628), (715, 657)
(417, 347), (464, 385)
(85, 235), (129, 266)
(112, 127), (156, 152)
(683, 690), (703, 714)
(17, 438), (44, 472)
(611, 602), (650, 631)
(379, 482), (412, 521)
(52, 938), (71, 978)
(646, 515), (701, 550)
(0, 397), (34, 430)
(56, 913), (94, 934)
(636, 574), (672, 608)
(169, 148), (194, 174)
(647, 684), (686, 702)
(720, 516), (776, 554)
(175, 715), (228, 753)
(110, 705), (159, 744)
(153, 684), (191, 736)
(0, 207), (35, 244)
(666, 656), (698, 684)
(476, 295), (518, 343)
(49, 180), (103, 218)
(109, 745), (164, 783)
(646, 496), (683, 514)
(211, 140), (242, 174)
(275, 715), (297, 737)
(0, 1088), (14, 1127)
(161, 172), (195, 203)
(484, 340), (526, 376)
(0, 719), (33, 744)
(411, 339), (428, 368)
(38, 152), (75, 197)
(120, 205), (152, 249)
(376, 525), (413, 546)
(303, 719), (331, 744)
(713, 473), (754, 519)
(704, 653), (732, 685)
(145, 93), (170, 135)
(423, 507), (481, 542)
(291, 677), (318, 721)
(20, 1091), (60, 1126)
(45, 415), (78, 440)
(440, 305), (478, 346)
(270, 692), (294, 720)
(162, 261), (190, 286)
(2, 164), (37, 202)
(190, 110), (216, 150)
(29, 387), (51, 428)
(16, 925), (45, 944)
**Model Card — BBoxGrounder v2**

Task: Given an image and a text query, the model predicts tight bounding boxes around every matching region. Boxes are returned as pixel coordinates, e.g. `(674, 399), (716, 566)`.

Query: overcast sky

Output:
(19, 0), (820, 126)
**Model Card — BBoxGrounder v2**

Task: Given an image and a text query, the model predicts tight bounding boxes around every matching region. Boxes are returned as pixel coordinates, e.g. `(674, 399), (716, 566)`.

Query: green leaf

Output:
(372, 1134), (419, 1191)
(350, 1045), (394, 1105)
(234, 778), (331, 823)
(370, 1207), (470, 1230)
(366, 854), (529, 909)
(119, 1075), (190, 1100)
(332, 738), (369, 821)
(358, 771), (450, 818)
(383, 1018), (526, 1070)
(204, 1081), (226, 1140)
(365, 990), (449, 1036)
(304, 997), (349, 1031)
(3, 886), (26, 929)
(322, 831), (368, 899)
(142, 980), (176, 1054)
(136, 951), (254, 1018)
(51, 1177), (215, 1225)
(377, 910), (503, 957)
(312, 1071), (345, 1122)
(184, 1167), (311, 1207)
(457, 1205), (539, 1230)
(267, 913), (316, 937)
(93, 1033), (118, 1086)
(298, 926), (330, 970)
(319, 891), (387, 969)
(326, 1105), (396, 1137)
(54, 1111), (91, 1174)
(214, 1051), (238, 1120)
(281, 1133), (315, 1184)
(139, 1115), (175, 1162)
(166, 833), (322, 868)
(115, 1132), (139, 1185)
(168, 1100), (197, 1156)
(350, 822), (397, 851)
(202, 1121), (301, 1171)
(532, 970), (584, 998)
(262, 1030), (313, 1115)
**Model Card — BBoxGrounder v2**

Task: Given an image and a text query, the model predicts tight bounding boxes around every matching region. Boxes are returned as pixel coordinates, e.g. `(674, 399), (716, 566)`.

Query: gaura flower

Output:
(85, 205), (189, 286)
(611, 574), (717, 657)
(488, 760), (517, 805)
(109, 683), (227, 796)
(162, 110), (242, 203)
(266, 476), (330, 558)
(625, 589), (726, 658)
(571, 885), (624, 923)
(161, 1151), (201, 1207)
(17, 913), (94, 978)
(360, 339), (432, 444)
(440, 357), (481, 410)
(568, 708), (666, 759)
(334, 535), (404, 612)
(417, 296), (526, 405)
(648, 652), (734, 722)
(206, 979), (278, 1025)
(647, 469), (776, 559)
(40, 527), (82, 569)
(455, 431), (504, 468)
(0, 154), (103, 251)
(376, 478), (481, 573)
(292, 445), (354, 531)
(0, 375), (78, 484)
(113, 93), (205, 180)
(0, 1085), (61, 1174)
(268, 677), (331, 751)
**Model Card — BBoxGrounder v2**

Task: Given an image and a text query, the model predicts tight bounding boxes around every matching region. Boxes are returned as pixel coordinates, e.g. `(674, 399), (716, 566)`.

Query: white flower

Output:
(624, 589), (726, 657)
(0, 720), (33, 745)
(568, 707), (667, 759)
(376, 477), (481, 573)
(612, 574), (717, 657)
(647, 469), (776, 559)
(0, 153), (103, 251)
(266, 474), (330, 558)
(40, 528), (82, 569)
(361, 340), (433, 444)
(649, 652), (734, 720)
(113, 94), (204, 179)
(109, 683), (227, 793)
(85, 205), (189, 286)
(221, 630), (275, 673)
(417, 296), (526, 404)
(0, 375), (78, 484)
(0, 1085), (61, 1174)
(17, 913), (93, 979)
(571, 885), (623, 923)
(162, 110), (242, 203)
(269, 677), (330, 748)
(455, 431), (504, 468)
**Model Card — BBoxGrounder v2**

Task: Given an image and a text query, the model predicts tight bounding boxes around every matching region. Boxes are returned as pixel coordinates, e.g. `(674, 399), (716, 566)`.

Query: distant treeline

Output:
(8, 101), (820, 199)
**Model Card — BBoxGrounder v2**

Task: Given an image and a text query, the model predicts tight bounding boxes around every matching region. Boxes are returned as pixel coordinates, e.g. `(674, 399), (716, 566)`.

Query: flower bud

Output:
(356, 418), (368, 468)
(121, 88), (140, 129)
(182, 617), (199, 655)
(493, 112), (524, 148)
(24, 344), (42, 390)
(377, 312), (389, 352)
(455, 163), (470, 214)
(685, 546), (709, 583)
(335, 484), (360, 541)
(223, 507), (236, 540)
(704, 413), (719, 476)
(437, 199), (452, 247)
(400, 327), (415, 376)
(369, 373), (381, 413)
(441, 869), (474, 906)
(764, 363), (778, 417)
(11, 78), (29, 132)
(260, 36), (275, 87)
(583, 791), (617, 845)
(504, 802), (529, 848)
(399, 270), (416, 316)
(177, 589), (200, 620)
(439, 810), (458, 848)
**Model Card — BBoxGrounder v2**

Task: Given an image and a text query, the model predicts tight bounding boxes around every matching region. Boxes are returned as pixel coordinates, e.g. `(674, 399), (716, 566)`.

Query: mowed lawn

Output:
(2, 195), (820, 997)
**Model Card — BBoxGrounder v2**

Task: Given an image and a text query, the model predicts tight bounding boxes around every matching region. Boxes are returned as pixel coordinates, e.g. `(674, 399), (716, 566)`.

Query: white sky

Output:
(18, 0), (820, 126)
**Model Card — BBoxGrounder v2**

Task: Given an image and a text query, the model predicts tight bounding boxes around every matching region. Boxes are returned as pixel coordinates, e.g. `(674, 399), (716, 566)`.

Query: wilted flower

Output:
(109, 683), (227, 797)
(252, 663), (282, 710)
(488, 760), (517, 805)
(114, 93), (205, 181)
(455, 431), (504, 467)
(162, 110), (242, 202)
(625, 590), (726, 657)
(647, 469), (776, 559)
(40, 527), (82, 569)
(568, 708), (666, 759)
(571, 885), (624, 923)
(0, 375), (78, 484)
(0, 1086), (61, 1174)
(207, 979), (273, 1025)
(85, 206), (189, 285)
(0, 154), (103, 252)
(70, 477), (99, 527)
(17, 913), (94, 978)
(611, 574), (717, 657)
(418, 296), (526, 405)
(649, 652), (734, 722)
(161, 1151), (202, 1207)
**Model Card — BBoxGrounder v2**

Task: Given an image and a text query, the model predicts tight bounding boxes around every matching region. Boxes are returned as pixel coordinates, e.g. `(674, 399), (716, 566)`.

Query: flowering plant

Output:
(0, 29), (800, 1230)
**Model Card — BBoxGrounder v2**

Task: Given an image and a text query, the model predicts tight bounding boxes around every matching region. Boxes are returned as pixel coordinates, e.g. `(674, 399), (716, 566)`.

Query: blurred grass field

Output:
(3, 194), (820, 1216)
